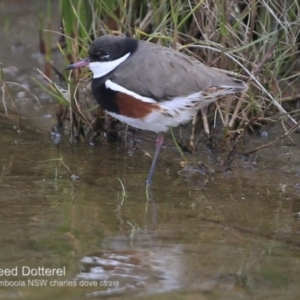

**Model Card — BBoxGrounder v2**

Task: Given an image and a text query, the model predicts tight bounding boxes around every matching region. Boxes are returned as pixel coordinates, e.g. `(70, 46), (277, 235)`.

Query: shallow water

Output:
(1, 1), (300, 300)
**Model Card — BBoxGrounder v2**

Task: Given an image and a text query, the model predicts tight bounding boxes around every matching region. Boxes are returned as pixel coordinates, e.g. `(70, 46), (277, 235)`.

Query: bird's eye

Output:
(90, 50), (110, 62)
(95, 51), (110, 61)
(101, 54), (110, 60)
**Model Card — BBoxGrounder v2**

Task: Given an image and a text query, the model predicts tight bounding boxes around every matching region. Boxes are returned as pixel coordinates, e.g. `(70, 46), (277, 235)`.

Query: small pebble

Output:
(51, 131), (62, 144)
(71, 174), (79, 180)
(260, 131), (268, 138)
(3, 66), (19, 75)
(17, 91), (26, 98)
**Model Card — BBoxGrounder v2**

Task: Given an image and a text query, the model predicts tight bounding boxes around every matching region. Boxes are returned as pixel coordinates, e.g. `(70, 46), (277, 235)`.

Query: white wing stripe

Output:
(105, 80), (157, 103)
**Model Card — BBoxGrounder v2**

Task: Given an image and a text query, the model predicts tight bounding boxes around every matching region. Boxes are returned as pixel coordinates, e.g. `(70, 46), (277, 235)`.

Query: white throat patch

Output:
(89, 53), (130, 79)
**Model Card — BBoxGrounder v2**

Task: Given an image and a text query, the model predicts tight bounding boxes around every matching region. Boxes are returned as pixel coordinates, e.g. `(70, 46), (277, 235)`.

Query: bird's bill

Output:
(66, 59), (89, 70)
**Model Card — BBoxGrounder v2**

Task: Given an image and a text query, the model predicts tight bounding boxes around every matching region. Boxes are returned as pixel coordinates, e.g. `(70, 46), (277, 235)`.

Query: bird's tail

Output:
(219, 77), (248, 92)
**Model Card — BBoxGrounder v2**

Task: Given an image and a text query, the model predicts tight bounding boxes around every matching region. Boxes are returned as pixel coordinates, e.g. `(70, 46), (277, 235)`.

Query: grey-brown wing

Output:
(110, 41), (244, 100)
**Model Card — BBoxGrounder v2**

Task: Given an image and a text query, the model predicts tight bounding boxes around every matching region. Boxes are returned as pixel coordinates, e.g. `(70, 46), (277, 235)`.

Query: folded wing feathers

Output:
(111, 41), (248, 100)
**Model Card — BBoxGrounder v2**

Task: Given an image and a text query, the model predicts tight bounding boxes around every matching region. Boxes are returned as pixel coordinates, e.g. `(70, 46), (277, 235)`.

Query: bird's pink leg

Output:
(146, 132), (164, 184)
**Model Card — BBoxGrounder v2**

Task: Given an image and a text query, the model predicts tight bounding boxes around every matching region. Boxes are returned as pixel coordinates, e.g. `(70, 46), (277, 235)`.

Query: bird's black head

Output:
(66, 35), (139, 78)
(88, 35), (138, 63)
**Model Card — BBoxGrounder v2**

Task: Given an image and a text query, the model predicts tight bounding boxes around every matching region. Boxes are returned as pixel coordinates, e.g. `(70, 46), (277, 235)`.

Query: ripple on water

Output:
(76, 244), (183, 298)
